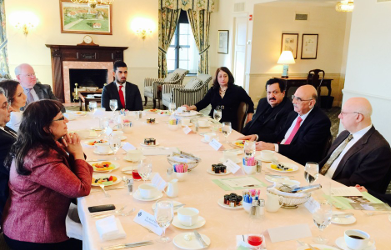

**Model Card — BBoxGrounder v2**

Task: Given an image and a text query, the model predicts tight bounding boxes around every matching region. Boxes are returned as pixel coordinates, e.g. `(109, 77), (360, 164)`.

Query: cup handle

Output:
(368, 238), (375, 247)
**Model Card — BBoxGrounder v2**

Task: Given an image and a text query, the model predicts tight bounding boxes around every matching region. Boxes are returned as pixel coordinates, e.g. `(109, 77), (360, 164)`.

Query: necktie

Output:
(320, 134), (354, 175)
(284, 116), (303, 145)
(119, 86), (125, 108)
(26, 88), (34, 105)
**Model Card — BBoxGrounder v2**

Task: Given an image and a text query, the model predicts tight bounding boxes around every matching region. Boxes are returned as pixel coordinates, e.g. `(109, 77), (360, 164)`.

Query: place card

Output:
(304, 197), (320, 214)
(268, 224), (312, 243)
(183, 126), (192, 134)
(224, 159), (241, 174)
(151, 173), (167, 191)
(105, 127), (113, 136)
(122, 142), (136, 152)
(133, 209), (163, 236)
(209, 139), (222, 151)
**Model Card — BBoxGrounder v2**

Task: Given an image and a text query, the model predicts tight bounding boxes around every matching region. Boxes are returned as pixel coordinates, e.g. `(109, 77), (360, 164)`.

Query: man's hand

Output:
(237, 134), (257, 141)
(255, 141), (275, 151)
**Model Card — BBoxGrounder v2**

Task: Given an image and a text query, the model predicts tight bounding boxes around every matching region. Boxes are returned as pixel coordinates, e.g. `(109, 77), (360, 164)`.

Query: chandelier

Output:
(336, 0), (354, 12)
(70, 0), (114, 9)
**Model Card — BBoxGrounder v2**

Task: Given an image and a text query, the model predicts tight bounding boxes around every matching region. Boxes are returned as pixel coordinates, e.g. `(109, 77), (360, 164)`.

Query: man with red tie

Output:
(240, 85), (331, 165)
(101, 61), (143, 111)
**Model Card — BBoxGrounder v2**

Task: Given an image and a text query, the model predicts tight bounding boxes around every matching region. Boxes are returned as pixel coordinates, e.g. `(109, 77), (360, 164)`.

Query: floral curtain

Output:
(158, 0), (214, 77)
(0, 0), (10, 78)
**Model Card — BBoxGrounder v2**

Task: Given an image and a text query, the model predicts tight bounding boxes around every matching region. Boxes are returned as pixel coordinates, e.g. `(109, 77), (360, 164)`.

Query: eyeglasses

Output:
(291, 95), (313, 103)
(339, 111), (362, 116)
(19, 73), (36, 78)
(53, 116), (66, 122)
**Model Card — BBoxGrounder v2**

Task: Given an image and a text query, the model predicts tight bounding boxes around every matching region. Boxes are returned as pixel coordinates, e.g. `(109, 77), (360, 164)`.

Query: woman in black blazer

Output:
(184, 67), (254, 131)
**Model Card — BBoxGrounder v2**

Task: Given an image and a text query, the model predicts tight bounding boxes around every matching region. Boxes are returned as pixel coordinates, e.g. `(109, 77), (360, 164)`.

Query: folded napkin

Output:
(96, 215), (127, 241)
(236, 235), (267, 250)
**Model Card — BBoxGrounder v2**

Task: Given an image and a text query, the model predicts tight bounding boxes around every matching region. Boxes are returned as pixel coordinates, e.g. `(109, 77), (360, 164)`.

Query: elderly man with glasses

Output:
(240, 85), (331, 165)
(319, 97), (391, 194)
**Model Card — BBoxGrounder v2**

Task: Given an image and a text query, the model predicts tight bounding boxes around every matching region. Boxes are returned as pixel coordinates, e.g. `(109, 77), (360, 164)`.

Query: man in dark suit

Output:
(0, 88), (17, 221)
(242, 78), (293, 138)
(101, 61), (143, 111)
(249, 85), (331, 165)
(319, 97), (391, 194)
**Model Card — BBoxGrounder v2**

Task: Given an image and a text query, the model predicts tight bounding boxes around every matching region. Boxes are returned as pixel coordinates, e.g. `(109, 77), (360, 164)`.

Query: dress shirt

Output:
(23, 87), (39, 102)
(274, 108), (314, 152)
(6, 112), (23, 132)
(325, 124), (373, 178)
(116, 82), (126, 104)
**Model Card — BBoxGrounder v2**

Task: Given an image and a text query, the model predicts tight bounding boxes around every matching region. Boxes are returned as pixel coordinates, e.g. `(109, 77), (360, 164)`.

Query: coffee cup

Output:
(138, 183), (159, 199)
(344, 229), (374, 250)
(177, 207), (199, 227)
(95, 143), (111, 154)
(126, 149), (142, 162)
(260, 150), (275, 161)
(223, 151), (237, 162)
(198, 119), (209, 127)
(243, 164), (256, 175)
(181, 118), (191, 126)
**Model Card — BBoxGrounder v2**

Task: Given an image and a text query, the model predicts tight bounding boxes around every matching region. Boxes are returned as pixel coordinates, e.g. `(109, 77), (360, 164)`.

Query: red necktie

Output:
(284, 116), (303, 145)
(119, 85), (125, 108)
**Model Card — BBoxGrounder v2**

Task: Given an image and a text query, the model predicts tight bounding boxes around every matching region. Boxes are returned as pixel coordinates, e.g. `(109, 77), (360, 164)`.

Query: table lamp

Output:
(277, 51), (295, 78)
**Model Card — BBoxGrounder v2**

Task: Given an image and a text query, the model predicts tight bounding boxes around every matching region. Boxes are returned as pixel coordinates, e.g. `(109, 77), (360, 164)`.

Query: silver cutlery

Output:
(91, 206), (127, 218)
(101, 240), (153, 250)
(99, 184), (111, 198)
(92, 207), (135, 219)
(91, 186), (125, 193)
(296, 240), (316, 250)
(193, 230), (208, 248)
(332, 213), (354, 218)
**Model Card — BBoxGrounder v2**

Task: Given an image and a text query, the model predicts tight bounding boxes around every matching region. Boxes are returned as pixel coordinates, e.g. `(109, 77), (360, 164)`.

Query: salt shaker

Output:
(125, 178), (133, 195)
(167, 167), (174, 180)
(256, 160), (262, 173)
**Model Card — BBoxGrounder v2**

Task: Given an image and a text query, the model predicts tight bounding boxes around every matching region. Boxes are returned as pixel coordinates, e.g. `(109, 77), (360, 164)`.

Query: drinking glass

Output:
(168, 103), (176, 113)
(89, 101), (97, 114)
(222, 122), (232, 143)
(213, 106), (222, 123)
(138, 160), (152, 182)
(154, 199), (174, 243)
(247, 234), (264, 250)
(109, 134), (121, 155)
(312, 200), (333, 244)
(109, 99), (118, 113)
(244, 141), (256, 158)
(304, 162), (319, 184)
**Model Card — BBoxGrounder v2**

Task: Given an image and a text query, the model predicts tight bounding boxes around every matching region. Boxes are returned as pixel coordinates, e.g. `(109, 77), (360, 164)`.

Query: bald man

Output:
(319, 97), (391, 193)
(240, 85), (331, 165)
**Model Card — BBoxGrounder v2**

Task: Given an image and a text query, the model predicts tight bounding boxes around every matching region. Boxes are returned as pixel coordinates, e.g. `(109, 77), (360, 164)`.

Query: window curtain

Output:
(0, 0), (10, 78)
(158, 0), (215, 78)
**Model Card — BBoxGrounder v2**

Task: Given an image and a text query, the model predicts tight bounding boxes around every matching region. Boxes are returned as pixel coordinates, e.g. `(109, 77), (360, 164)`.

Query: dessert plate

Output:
(133, 190), (163, 202)
(172, 215), (206, 229)
(231, 140), (247, 148)
(83, 139), (108, 147)
(331, 212), (357, 225)
(266, 162), (299, 173)
(173, 232), (210, 250)
(123, 156), (146, 163)
(206, 169), (231, 176)
(217, 198), (243, 210)
(256, 156), (277, 163)
(93, 149), (114, 155)
(175, 110), (199, 117)
(92, 174), (121, 187)
(140, 142), (160, 147)
(335, 237), (375, 250)
(90, 161), (120, 173)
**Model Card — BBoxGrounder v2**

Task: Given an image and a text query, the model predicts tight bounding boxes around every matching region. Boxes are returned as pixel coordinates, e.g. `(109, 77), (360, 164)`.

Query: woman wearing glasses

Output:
(2, 100), (92, 250)
(183, 67), (254, 131)
(0, 80), (27, 132)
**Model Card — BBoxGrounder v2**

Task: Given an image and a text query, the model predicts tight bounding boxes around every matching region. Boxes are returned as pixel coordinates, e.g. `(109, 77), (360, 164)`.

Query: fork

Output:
(91, 206), (132, 219)
(296, 240), (316, 250)
(99, 184), (111, 198)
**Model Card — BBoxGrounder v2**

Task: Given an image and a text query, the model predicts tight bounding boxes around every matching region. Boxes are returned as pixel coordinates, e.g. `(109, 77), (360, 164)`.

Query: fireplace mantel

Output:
(45, 44), (128, 102)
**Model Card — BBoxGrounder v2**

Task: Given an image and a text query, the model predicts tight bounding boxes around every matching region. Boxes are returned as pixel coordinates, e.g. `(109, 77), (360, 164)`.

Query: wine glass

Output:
(168, 103), (176, 114)
(109, 99), (118, 113)
(247, 234), (264, 250)
(109, 134), (121, 155)
(304, 162), (319, 184)
(138, 160), (152, 182)
(312, 200), (332, 244)
(221, 122), (232, 143)
(244, 141), (256, 158)
(89, 101), (97, 114)
(213, 106), (222, 122)
(154, 199), (174, 243)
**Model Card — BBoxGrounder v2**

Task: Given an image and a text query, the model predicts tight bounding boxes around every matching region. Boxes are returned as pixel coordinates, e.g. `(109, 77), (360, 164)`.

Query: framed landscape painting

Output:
(59, 0), (112, 35)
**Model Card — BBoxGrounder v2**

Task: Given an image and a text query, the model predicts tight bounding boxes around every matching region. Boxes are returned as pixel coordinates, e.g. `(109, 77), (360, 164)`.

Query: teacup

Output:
(138, 184), (159, 199)
(260, 150), (275, 161)
(243, 164), (256, 175)
(198, 119), (209, 127)
(223, 151), (237, 162)
(177, 207), (199, 227)
(204, 132), (217, 142)
(181, 118), (191, 126)
(344, 229), (374, 250)
(126, 149), (142, 162)
(95, 143), (111, 154)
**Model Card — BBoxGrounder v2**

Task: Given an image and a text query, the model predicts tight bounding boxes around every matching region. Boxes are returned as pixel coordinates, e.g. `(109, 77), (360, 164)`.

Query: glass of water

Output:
(89, 101), (97, 114)
(312, 200), (332, 244)
(213, 106), (222, 123)
(168, 103), (176, 114)
(109, 99), (118, 113)
(154, 200), (174, 243)
(109, 134), (121, 155)
(244, 141), (256, 158)
(138, 160), (152, 182)
(222, 122), (232, 143)
(304, 162), (319, 184)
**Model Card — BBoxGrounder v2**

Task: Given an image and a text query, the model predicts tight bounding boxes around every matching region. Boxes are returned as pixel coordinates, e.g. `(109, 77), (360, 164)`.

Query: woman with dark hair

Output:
(0, 80), (27, 132)
(2, 100), (92, 250)
(183, 67), (254, 131)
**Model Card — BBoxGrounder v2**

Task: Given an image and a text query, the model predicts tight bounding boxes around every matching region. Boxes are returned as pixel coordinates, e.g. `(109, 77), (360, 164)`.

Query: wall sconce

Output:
(131, 18), (155, 40)
(336, 0), (354, 12)
(9, 11), (39, 36)
(277, 51), (295, 78)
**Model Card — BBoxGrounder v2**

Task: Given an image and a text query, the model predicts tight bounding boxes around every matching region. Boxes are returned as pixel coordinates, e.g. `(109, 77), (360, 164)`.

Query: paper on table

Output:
(223, 176), (263, 188)
(268, 224), (312, 243)
(330, 187), (363, 197)
(95, 215), (127, 241)
(212, 176), (266, 191)
(142, 147), (179, 156)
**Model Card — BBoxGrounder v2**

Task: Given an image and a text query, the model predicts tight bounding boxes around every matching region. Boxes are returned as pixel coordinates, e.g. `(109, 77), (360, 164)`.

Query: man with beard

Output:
(241, 78), (293, 139)
(101, 61), (143, 111)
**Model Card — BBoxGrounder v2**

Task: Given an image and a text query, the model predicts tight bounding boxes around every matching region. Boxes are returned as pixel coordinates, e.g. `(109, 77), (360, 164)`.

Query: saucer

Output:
(140, 142), (160, 147)
(93, 149), (114, 155)
(172, 215), (206, 229)
(206, 169), (231, 176)
(331, 212), (357, 225)
(219, 157), (241, 164)
(297, 244), (339, 250)
(335, 237), (376, 250)
(133, 190), (163, 201)
(217, 198), (243, 210)
(123, 156), (146, 163)
(173, 232), (210, 250)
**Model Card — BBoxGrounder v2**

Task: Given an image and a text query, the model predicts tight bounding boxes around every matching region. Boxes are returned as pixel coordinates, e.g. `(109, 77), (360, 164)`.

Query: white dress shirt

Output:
(6, 111), (23, 132)
(325, 124), (373, 178)
(116, 82), (126, 104)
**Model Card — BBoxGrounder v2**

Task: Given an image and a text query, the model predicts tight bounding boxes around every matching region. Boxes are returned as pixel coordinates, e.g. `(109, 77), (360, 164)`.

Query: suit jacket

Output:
(262, 106), (331, 165)
(0, 127), (17, 220)
(2, 143), (93, 243)
(101, 81), (143, 111)
(319, 127), (391, 193)
(22, 82), (65, 112)
(242, 97), (293, 137)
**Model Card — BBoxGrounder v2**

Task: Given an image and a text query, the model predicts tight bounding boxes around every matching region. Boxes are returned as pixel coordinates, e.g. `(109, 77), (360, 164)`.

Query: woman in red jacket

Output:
(2, 100), (93, 250)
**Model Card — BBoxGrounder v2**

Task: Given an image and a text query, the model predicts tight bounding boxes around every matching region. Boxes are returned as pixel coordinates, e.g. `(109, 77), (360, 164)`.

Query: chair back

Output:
(307, 69), (325, 90)
(237, 102), (249, 133)
(321, 133), (333, 160)
(173, 68), (190, 85)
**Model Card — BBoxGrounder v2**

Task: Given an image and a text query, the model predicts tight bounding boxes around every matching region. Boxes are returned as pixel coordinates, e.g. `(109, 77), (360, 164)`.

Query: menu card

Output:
(133, 209), (163, 236)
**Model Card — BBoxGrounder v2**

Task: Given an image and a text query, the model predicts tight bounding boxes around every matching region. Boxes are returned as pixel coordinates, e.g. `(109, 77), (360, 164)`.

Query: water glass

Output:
(138, 160), (152, 182)
(244, 141), (256, 158)
(154, 200), (174, 243)
(109, 99), (118, 112)
(89, 101), (97, 114)
(312, 200), (332, 244)
(213, 106), (222, 122)
(109, 134), (121, 155)
(304, 162), (319, 184)
(222, 122), (232, 143)
(168, 103), (176, 113)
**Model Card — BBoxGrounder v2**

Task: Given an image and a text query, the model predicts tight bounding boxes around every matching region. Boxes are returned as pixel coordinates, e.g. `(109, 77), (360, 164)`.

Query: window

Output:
(167, 11), (198, 75)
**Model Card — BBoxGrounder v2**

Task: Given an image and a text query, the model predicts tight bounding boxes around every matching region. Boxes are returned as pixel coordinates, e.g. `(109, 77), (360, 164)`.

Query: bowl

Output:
(243, 202), (252, 213)
(167, 155), (201, 171)
(266, 187), (311, 209)
(174, 172), (188, 181)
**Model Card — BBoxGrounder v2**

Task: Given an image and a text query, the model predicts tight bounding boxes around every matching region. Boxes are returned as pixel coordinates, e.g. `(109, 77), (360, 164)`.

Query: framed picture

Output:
(301, 34), (319, 59)
(59, 0), (112, 35)
(281, 33), (299, 59)
(217, 30), (229, 54)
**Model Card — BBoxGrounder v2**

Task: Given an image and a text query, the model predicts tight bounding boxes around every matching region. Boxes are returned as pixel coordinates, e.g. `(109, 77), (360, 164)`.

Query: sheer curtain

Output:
(0, 0), (10, 78)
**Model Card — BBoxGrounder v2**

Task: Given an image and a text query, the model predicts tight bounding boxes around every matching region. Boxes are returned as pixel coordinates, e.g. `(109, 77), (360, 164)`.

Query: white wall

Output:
(343, 0), (391, 143)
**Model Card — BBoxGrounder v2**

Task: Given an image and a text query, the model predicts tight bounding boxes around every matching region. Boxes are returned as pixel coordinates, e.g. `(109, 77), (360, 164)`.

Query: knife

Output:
(332, 213), (354, 218)
(193, 230), (208, 248)
(102, 240), (153, 250)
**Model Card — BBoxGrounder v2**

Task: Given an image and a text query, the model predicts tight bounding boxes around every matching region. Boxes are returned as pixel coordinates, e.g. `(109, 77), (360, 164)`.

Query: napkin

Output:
(236, 235), (267, 250)
(96, 215), (127, 241)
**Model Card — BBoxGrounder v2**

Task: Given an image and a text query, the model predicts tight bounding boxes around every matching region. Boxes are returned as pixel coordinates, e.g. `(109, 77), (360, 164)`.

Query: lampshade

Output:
(277, 51), (295, 65)
(336, 0), (354, 12)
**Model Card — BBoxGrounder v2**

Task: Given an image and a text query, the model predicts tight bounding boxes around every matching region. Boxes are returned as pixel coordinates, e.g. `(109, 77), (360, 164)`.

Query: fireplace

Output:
(68, 69), (108, 102)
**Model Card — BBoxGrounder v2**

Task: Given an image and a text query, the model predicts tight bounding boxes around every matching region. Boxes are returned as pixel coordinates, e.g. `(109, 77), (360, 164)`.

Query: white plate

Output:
(173, 232), (211, 250)
(172, 215), (206, 229)
(206, 169), (231, 176)
(335, 237), (375, 250)
(133, 190), (163, 201)
(145, 109), (160, 113)
(267, 162), (299, 173)
(297, 244), (340, 250)
(144, 121), (159, 125)
(123, 156), (146, 163)
(93, 149), (114, 155)
(92, 173), (121, 187)
(83, 139), (108, 147)
(217, 198), (243, 210)
(120, 136), (127, 141)
(140, 142), (160, 147)
(219, 157), (241, 164)
(231, 140), (247, 148)
(159, 111), (172, 116)
(331, 212), (357, 225)
(72, 111), (87, 116)
(198, 124), (210, 128)
(152, 201), (183, 214)
(256, 156), (277, 163)
(175, 111), (199, 117)
(181, 123), (193, 127)
(90, 161), (120, 173)
(264, 175), (290, 183)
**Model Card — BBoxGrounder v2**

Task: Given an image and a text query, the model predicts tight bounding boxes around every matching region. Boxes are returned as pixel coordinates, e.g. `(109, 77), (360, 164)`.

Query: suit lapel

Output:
(34, 84), (44, 99)
(125, 82), (131, 110)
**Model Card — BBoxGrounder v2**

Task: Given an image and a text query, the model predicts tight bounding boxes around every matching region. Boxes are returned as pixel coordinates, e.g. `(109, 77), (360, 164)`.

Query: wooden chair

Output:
(307, 69), (325, 107)
(236, 102), (249, 133)
(321, 133), (333, 160)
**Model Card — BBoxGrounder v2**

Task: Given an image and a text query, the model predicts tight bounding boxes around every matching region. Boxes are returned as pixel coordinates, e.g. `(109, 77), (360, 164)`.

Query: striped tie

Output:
(26, 88), (34, 105)
(320, 134), (353, 175)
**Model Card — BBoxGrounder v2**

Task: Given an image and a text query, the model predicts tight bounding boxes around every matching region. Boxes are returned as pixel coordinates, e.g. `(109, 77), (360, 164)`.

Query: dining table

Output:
(67, 110), (390, 250)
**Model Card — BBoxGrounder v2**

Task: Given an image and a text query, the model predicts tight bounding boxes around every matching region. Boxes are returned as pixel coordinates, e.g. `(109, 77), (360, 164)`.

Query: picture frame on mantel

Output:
(59, 0), (112, 35)
(217, 30), (229, 54)
(301, 34), (318, 59)
(281, 33), (299, 59)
